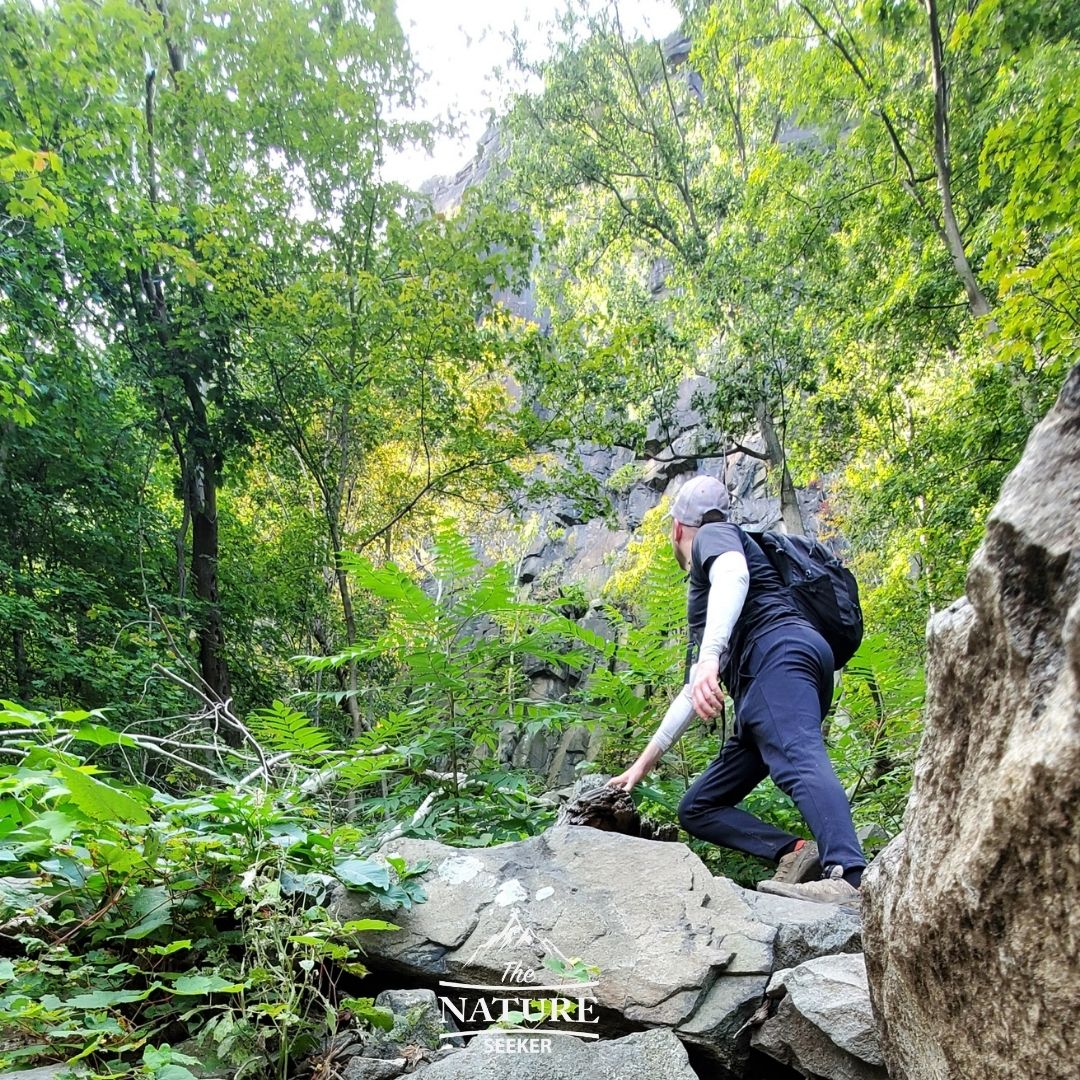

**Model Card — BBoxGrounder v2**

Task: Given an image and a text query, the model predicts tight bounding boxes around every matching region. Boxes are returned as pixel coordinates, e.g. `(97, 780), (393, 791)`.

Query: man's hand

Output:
(607, 763), (646, 793)
(690, 656), (724, 719)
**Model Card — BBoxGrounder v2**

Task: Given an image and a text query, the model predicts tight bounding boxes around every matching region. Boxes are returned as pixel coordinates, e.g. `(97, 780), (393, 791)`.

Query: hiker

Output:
(607, 474), (865, 904)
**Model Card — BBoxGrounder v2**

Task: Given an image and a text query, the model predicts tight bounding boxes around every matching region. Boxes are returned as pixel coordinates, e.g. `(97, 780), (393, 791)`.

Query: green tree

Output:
(252, 193), (541, 730)
(1, 0), (416, 707)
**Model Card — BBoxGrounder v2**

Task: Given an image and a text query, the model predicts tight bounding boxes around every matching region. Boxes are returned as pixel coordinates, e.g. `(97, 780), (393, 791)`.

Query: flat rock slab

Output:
(409, 1028), (697, 1080)
(744, 889), (862, 968)
(333, 824), (767, 1031)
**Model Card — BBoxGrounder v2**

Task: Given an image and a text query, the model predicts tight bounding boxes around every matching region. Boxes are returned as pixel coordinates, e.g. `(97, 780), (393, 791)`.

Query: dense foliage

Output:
(1, 0), (1075, 1074)
(0, 703), (428, 1077)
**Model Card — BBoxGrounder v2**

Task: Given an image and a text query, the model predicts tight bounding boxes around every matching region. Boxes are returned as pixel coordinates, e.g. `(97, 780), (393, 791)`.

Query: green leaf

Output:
(53, 709), (95, 722)
(340, 918), (400, 933)
(172, 974), (246, 995)
(340, 997), (395, 1032)
(146, 939), (192, 956)
(62, 987), (153, 1008)
(247, 701), (331, 754)
(71, 722), (138, 749)
(334, 858), (390, 890)
(40, 854), (89, 885)
(0, 701), (48, 726)
(11, 809), (79, 844)
(54, 764), (151, 825)
(154, 1067), (201, 1080)
(120, 885), (173, 940)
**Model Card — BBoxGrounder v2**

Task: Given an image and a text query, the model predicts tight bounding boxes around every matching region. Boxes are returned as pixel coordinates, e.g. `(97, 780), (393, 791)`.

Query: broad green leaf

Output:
(172, 974), (246, 995)
(154, 1067), (201, 1080)
(54, 764), (151, 826)
(340, 997), (395, 1032)
(334, 858), (390, 891)
(146, 940), (192, 956)
(71, 723), (138, 749)
(340, 918), (400, 933)
(63, 988), (152, 1008)
(8, 809), (80, 844)
(120, 885), (173, 939)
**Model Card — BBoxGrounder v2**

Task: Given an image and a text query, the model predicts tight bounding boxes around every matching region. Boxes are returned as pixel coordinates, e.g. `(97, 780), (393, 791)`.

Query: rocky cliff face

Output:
(862, 363), (1080, 1079)
(478, 371), (830, 786)
(510, 373), (829, 599)
(421, 115), (833, 786)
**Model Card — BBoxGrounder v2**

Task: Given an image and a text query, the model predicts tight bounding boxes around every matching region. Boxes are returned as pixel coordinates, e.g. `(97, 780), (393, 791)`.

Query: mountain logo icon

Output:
(466, 908), (569, 967)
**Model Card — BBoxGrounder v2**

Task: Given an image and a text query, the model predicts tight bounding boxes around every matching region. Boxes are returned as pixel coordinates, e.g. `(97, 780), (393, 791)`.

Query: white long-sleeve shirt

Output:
(649, 549), (750, 755)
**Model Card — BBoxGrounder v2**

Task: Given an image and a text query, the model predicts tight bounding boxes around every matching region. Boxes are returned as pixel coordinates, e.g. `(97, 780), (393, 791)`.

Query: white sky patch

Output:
(386, 0), (681, 189)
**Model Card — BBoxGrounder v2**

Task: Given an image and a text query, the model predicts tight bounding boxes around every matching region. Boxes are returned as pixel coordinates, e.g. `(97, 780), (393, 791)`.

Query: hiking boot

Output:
(756, 864), (861, 905)
(764, 839), (820, 887)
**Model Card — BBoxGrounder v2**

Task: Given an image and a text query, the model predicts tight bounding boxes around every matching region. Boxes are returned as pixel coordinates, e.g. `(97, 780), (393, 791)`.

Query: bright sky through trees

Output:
(388, 0), (681, 187)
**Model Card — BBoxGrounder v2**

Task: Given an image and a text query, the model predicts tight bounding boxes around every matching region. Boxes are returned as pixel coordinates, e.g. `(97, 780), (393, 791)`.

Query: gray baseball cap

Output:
(666, 474), (731, 526)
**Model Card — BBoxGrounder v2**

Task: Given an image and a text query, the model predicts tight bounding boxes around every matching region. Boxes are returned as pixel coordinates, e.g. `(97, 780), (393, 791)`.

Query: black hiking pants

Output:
(677, 621), (866, 875)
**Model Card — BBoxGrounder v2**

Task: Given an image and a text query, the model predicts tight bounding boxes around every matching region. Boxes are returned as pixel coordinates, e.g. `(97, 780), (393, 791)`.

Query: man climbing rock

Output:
(607, 474), (865, 904)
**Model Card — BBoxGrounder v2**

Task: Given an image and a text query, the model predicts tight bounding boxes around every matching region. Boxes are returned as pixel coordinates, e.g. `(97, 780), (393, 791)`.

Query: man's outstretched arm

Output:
(608, 550), (749, 792)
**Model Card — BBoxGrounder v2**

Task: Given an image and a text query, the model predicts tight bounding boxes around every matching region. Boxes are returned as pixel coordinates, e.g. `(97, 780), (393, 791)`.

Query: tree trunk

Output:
(143, 6), (234, 716)
(10, 541), (32, 699)
(924, 0), (994, 323)
(187, 448), (232, 711)
(757, 405), (805, 535)
(177, 363), (233, 717)
(12, 627), (30, 700)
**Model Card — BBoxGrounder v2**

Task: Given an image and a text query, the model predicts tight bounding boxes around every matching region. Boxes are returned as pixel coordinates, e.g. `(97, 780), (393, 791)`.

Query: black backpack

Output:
(743, 528), (864, 670)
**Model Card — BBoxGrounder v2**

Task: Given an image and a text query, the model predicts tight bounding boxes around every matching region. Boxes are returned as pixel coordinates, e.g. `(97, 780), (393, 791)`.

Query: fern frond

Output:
(453, 561), (515, 621)
(541, 613), (617, 662)
(339, 551), (439, 630)
(248, 701), (332, 755)
(641, 554), (687, 634)
(432, 519), (480, 585)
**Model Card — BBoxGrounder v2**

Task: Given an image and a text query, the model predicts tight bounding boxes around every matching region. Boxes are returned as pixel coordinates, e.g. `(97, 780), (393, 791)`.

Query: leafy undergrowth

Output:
(0, 704), (429, 1080)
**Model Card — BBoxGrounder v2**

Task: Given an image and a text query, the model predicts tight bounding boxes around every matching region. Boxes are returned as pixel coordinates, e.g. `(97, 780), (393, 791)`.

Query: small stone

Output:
(341, 1058), (407, 1080)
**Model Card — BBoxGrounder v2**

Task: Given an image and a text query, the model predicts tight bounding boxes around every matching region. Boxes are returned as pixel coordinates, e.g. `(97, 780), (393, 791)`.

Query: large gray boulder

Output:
(751, 953), (886, 1080)
(863, 363), (1080, 1080)
(332, 824), (864, 1073)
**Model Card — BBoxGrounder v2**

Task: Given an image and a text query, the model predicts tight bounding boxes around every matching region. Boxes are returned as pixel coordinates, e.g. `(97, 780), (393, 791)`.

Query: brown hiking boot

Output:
(757, 864), (861, 906)
(762, 839), (820, 887)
